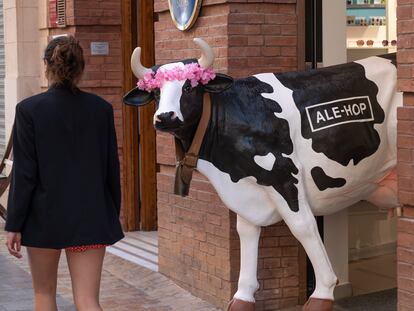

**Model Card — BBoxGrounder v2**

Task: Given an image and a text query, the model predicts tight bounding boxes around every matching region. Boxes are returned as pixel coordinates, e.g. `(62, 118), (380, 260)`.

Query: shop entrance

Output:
(121, 0), (157, 232)
(107, 0), (158, 271)
(305, 0), (397, 306)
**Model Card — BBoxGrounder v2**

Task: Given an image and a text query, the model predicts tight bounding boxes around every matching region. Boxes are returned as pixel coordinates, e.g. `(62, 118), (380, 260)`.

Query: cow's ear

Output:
(204, 73), (233, 93)
(123, 87), (154, 106)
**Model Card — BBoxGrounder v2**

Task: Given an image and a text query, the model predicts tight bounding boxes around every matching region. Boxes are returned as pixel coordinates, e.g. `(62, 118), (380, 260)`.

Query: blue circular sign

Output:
(168, 0), (202, 31)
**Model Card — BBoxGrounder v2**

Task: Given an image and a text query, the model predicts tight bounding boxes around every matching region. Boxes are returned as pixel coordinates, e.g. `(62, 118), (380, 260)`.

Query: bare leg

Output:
(27, 247), (61, 311)
(65, 248), (106, 311)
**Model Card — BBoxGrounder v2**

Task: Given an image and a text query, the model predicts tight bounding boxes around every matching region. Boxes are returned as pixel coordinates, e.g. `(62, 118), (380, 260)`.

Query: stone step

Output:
(107, 231), (159, 272)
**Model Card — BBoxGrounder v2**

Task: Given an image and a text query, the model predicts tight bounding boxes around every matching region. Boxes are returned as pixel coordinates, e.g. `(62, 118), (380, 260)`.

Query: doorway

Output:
(108, 0), (159, 272)
(305, 0), (398, 304)
(121, 0), (157, 232)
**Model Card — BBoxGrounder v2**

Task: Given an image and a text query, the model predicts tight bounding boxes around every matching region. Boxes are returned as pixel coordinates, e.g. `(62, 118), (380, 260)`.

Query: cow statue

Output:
(123, 38), (401, 311)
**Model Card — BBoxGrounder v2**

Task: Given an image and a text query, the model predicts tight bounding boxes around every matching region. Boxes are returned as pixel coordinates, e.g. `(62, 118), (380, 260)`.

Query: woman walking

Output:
(4, 36), (124, 311)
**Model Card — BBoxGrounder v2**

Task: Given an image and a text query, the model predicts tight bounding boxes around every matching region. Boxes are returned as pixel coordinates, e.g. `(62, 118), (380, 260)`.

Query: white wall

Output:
(348, 202), (397, 261)
(321, 0), (350, 299)
(322, 0), (347, 67)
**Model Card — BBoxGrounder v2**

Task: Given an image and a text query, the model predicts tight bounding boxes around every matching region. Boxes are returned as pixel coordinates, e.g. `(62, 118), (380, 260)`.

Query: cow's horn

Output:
(131, 47), (151, 80)
(194, 38), (215, 69)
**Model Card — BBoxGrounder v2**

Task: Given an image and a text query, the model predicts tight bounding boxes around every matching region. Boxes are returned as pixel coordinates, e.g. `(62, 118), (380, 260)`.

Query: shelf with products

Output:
(346, 0), (386, 26)
(347, 47), (394, 49)
(346, 0), (396, 62)
(347, 41), (394, 49)
(347, 25), (386, 28)
(346, 12), (386, 26)
(347, 4), (386, 9)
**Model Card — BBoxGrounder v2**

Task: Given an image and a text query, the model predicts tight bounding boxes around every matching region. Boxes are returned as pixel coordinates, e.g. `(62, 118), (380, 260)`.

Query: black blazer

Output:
(5, 85), (124, 248)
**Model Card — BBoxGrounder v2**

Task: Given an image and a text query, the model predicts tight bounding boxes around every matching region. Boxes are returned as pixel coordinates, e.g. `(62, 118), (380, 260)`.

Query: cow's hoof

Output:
(227, 298), (255, 311)
(302, 298), (334, 311)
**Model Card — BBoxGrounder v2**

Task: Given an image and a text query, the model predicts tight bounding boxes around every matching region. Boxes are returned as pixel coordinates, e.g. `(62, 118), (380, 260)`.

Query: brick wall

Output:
(397, 1), (414, 310)
(155, 1), (306, 310)
(227, 3), (298, 77)
(46, 1), (126, 224)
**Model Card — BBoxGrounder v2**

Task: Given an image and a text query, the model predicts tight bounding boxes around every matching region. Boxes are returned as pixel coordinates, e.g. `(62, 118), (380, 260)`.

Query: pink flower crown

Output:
(137, 63), (216, 92)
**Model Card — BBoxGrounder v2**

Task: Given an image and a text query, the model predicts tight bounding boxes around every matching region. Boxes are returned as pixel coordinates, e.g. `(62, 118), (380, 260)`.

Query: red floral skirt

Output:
(65, 244), (108, 252)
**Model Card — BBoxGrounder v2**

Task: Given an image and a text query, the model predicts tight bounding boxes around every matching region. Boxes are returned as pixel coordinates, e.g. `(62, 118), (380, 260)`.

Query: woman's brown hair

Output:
(44, 35), (85, 91)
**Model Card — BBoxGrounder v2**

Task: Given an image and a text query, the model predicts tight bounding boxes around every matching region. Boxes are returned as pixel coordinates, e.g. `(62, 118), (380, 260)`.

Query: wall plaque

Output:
(91, 42), (109, 56)
(168, 0), (202, 31)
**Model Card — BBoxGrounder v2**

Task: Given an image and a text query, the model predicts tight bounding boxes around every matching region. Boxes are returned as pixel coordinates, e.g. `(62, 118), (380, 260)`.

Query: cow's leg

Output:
(285, 209), (336, 310)
(235, 215), (261, 302)
(229, 215), (261, 311)
(269, 193), (337, 309)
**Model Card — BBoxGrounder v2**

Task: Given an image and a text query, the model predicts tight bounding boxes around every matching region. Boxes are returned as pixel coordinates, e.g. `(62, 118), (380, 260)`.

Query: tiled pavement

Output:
(0, 253), (74, 311)
(0, 216), (397, 311)
(0, 220), (220, 311)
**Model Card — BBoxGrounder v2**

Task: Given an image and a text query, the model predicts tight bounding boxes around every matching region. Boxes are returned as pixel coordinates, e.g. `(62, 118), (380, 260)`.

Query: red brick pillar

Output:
(46, 0), (125, 223)
(155, 1), (306, 310)
(397, 1), (414, 310)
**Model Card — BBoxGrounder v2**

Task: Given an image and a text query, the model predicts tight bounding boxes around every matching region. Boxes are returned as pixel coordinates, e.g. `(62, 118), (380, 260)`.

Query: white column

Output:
(322, 0), (347, 67)
(3, 0), (40, 138)
(322, 0), (351, 299)
(324, 209), (351, 298)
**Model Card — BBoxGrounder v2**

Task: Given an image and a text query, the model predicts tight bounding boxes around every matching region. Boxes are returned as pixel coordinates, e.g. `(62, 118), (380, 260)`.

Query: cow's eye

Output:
(183, 82), (192, 93)
(154, 90), (160, 101)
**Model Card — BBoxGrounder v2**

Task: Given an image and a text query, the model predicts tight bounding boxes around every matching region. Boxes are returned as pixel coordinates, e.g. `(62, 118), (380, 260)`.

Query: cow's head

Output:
(124, 38), (233, 134)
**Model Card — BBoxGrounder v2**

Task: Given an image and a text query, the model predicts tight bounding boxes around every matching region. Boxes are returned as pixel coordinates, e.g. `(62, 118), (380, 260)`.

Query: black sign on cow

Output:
(306, 96), (374, 132)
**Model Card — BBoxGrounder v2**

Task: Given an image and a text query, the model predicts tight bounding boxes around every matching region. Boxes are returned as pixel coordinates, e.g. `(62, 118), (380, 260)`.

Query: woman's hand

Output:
(5, 232), (22, 258)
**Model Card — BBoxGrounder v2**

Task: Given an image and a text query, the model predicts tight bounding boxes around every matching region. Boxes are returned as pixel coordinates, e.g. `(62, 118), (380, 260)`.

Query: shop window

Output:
(48, 0), (66, 28)
(57, 0), (66, 27)
(346, 0), (397, 62)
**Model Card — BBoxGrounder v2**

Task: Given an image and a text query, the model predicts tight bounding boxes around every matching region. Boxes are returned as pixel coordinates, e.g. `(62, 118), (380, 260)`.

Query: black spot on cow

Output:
(311, 167), (346, 191)
(276, 61), (385, 166)
(198, 77), (300, 212)
(378, 53), (396, 67)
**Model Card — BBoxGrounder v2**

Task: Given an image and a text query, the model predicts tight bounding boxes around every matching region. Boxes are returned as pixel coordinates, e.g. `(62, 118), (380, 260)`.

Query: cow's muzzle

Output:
(154, 111), (182, 131)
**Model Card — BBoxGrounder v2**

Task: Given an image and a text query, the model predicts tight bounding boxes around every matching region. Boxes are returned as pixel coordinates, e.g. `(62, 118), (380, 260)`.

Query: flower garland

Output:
(137, 63), (216, 92)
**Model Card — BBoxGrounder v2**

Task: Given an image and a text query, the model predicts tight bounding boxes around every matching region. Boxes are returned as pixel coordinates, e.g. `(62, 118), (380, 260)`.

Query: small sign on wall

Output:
(91, 42), (109, 56)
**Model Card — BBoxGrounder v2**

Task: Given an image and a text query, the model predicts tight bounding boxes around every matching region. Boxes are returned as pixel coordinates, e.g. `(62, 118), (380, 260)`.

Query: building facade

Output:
(2, 0), (414, 310)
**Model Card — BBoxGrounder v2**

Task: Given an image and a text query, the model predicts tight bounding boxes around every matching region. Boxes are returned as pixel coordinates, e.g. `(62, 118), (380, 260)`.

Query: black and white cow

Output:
(124, 38), (401, 311)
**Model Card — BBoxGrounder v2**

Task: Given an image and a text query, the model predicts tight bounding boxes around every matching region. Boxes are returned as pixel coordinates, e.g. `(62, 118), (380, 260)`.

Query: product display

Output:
(355, 17), (367, 26)
(346, 0), (393, 53)
(347, 0), (386, 4)
(351, 39), (395, 47)
(370, 16), (386, 26)
(357, 39), (365, 46)
(347, 16), (386, 26)
(382, 39), (397, 46)
(347, 15), (355, 25)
